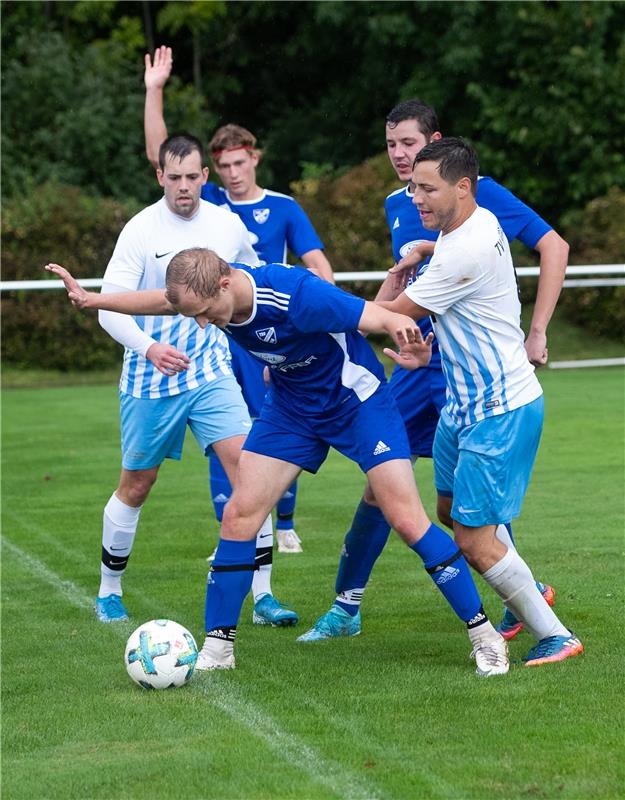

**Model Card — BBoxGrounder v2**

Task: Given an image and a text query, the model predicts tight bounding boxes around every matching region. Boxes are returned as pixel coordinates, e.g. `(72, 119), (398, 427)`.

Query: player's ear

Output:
(156, 169), (165, 187)
(202, 166), (209, 184)
(457, 176), (472, 198)
(430, 131), (443, 143)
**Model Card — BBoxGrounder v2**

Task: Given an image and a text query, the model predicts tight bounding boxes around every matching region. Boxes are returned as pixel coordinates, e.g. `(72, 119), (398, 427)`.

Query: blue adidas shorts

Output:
(433, 395), (544, 527)
(243, 382), (411, 474)
(389, 366), (446, 458)
(120, 375), (252, 471)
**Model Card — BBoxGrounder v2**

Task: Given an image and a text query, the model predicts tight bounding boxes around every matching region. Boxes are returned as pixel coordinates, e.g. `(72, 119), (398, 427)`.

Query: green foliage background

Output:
(1, 0), (624, 368)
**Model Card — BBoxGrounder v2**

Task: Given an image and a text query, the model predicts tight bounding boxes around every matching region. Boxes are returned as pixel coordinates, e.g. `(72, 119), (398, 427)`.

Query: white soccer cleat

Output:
(195, 636), (235, 671)
(470, 634), (509, 677)
(277, 529), (303, 553)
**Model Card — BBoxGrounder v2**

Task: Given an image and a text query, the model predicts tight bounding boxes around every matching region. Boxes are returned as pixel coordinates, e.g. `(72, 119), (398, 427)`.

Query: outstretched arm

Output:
(376, 241), (435, 301)
(357, 301), (433, 368)
(525, 229), (569, 366)
(45, 264), (175, 316)
(144, 46), (173, 169)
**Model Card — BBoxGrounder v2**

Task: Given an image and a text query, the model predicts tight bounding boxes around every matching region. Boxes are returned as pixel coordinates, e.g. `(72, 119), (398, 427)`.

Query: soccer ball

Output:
(124, 619), (198, 690)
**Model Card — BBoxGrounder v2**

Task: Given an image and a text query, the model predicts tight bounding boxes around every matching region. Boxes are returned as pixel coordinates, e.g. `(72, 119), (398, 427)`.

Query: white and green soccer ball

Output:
(125, 619), (198, 690)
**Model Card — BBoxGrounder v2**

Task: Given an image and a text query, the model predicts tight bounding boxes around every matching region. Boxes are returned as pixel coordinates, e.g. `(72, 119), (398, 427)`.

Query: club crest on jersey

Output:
(249, 351), (286, 364)
(399, 240), (424, 259)
(255, 327), (277, 344)
(253, 208), (271, 224)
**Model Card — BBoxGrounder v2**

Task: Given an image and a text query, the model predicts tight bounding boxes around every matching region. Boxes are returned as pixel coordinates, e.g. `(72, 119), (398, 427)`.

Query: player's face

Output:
(411, 161), (462, 234)
(173, 284), (235, 330)
(386, 120), (431, 182)
(157, 151), (208, 218)
(213, 149), (260, 200)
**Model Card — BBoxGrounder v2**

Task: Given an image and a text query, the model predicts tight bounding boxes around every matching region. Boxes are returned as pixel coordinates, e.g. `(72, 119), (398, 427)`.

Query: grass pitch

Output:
(2, 367), (624, 799)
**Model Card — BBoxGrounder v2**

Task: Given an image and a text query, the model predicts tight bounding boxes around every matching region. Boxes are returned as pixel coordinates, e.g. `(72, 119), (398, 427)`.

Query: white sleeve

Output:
(98, 222), (156, 356)
(234, 218), (261, 266)
(405, 245), (483, 315)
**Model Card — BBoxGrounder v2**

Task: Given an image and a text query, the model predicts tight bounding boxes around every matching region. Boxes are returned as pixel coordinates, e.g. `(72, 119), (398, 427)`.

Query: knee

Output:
(453, 528), (479, 568)
(120, 471), (157, 506)
(221, 497), (257, 541)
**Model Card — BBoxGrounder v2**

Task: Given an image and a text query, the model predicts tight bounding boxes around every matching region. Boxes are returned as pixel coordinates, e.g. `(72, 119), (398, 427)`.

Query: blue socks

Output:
(204, 538), (256, 634)
(334, 500), (391, 617)
(411, 523), (484, 625)
(276, 480), (298, 530)
(208, 454), (231, 523)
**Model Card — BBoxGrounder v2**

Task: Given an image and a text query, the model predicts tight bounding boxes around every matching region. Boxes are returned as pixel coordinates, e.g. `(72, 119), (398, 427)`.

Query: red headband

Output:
(211, 145), (255, 158)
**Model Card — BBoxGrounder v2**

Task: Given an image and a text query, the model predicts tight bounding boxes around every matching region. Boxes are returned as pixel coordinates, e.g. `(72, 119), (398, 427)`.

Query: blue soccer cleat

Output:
(95, 593), (129, 623)
(524, 631), (584, 667)
(252, 594), (299, 627)
(297, 605), (361, 642)
(496, 583), (555, 641)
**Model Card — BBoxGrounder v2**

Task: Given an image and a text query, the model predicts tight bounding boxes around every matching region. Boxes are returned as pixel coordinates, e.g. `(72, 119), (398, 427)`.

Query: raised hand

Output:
(144, 46), (173, 90)
(44, 263), (90, 308)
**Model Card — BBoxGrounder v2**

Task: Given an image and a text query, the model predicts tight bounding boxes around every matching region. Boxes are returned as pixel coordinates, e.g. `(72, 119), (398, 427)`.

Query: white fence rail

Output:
(2, 264), (623, 371)
(1, 264), (624, 293)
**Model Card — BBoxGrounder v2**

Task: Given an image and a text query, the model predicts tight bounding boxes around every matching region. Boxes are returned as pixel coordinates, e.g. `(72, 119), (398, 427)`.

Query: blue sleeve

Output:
(284, 201), (325, 258)
(200, 183), (225, 205)
(476, 177), (552, 249)
(288, 271), (365, 333)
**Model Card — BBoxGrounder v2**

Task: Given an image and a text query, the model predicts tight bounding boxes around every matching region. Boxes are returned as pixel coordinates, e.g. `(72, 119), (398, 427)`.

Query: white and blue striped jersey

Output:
(102, 197), (259, 399)
(224, 264), (385, 417)
(384, 176), (553, 373)
(201, 184), (324, 265)
(405, 206), (543, 426)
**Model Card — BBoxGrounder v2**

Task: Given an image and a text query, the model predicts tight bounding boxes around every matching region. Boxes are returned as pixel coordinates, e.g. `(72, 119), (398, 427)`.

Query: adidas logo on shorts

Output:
(373, 440), (391, 456)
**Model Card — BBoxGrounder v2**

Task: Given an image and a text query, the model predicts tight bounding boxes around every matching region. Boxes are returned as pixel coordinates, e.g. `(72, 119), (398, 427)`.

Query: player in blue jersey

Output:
(377, 138), (583, 667)
(144, 46), (334, 557)
(47, 253), (511, 677)
(85, 132), (297, 628)
(304, 99), (568, 642)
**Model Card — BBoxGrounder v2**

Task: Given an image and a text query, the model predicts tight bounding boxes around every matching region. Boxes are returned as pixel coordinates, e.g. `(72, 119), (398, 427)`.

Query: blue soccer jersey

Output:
(223, 264), (386, 418)
(201, 184), (324, 265)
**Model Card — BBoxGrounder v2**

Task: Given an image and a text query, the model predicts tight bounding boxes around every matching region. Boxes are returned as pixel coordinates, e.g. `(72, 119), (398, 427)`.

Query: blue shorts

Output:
(389, 366), (446, 458)
(433, 395), (544, 527)
(120, 376), (252, 471)
(243, 383), (411, 474)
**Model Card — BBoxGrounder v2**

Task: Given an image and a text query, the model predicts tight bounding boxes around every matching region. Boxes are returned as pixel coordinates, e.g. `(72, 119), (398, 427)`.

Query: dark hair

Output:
(158, 133), (204, 170)
(165, 248), (231, 305)
(386, 99), (440, 139)
(414, 137), (479, 195)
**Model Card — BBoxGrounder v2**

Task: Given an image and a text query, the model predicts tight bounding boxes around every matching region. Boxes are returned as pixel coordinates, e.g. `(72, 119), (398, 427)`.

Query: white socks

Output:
(495, 524), (516, 551)
(483, 548), (568, 640)
(99, 493), (141, 597)
(252, 514), (273, 602)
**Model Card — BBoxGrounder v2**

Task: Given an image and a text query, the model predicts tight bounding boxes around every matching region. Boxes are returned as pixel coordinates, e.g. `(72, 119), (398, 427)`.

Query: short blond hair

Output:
(165, 248), (231, 305)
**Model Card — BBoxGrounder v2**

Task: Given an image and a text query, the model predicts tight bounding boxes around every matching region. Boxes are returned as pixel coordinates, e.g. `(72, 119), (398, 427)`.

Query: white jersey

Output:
(102, 197), (259, 399)
(405, 205), (542, 426)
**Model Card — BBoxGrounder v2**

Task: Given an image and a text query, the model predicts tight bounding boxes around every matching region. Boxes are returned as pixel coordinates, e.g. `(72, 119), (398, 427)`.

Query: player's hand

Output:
(144, 46), (173, 90)
(383, 326), (434, 370)
(387, 243), (432, 291)
(525, 330), (548, 367)
(44, 263), (91, 308)
(146, 342), (190, 376)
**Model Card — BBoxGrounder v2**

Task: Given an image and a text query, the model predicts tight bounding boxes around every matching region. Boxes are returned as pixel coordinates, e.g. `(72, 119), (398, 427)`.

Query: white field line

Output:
(1, 535), (387, 800)
(1, 510), (168, 616)
(2, 536), (94, 610)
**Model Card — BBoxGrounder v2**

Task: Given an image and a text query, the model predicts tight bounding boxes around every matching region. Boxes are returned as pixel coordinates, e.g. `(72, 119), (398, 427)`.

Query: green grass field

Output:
(2, 367), (624, 799)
